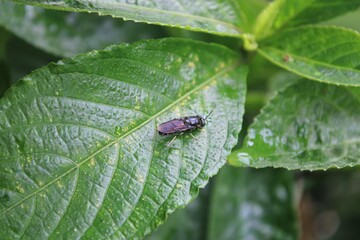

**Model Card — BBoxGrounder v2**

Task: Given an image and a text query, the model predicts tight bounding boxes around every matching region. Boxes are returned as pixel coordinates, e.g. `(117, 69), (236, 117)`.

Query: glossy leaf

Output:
(229, 80), (360, 170)
(255, 0), (360, 39)
(208, 166), (298, 240)
(0, 1), (166, 57)
(9, 0), (249, 37)
(0, 38), (247, 239)
(258, 26), (360, 86)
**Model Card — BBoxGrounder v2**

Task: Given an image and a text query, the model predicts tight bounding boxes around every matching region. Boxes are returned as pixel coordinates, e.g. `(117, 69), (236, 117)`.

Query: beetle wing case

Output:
(157, 119), (194, 135)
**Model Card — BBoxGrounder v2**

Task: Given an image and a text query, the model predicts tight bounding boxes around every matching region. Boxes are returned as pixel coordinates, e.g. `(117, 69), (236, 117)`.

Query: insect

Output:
(157, 110), (213, 146)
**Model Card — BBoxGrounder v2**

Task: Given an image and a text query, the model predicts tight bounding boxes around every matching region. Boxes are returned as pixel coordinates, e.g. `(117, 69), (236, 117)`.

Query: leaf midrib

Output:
(260, 47), (360, 72)
(0, 61), (239, 217)
(259, 47), (360, 85)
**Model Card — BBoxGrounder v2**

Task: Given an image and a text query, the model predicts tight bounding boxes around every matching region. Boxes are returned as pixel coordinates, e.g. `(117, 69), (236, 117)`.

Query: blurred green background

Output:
(1, 6), (360, 240)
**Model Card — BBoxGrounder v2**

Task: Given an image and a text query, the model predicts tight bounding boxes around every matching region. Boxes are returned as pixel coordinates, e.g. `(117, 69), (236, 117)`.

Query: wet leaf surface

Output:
(0, 38), (247, 239)
(229, 79), (360, 170)
(259, 26), (360, 86)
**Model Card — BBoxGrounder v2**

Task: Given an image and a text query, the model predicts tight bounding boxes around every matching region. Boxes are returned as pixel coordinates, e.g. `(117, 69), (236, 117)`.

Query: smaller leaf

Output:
(258, 26), (360, 86)
(0, 1), (166, 57)
(254, 0), (360, 39)
(236, 0), (268, 32)
(9, 0), (247, 37)
(208, 166), (298, 240)
(229, 80), (360, 170)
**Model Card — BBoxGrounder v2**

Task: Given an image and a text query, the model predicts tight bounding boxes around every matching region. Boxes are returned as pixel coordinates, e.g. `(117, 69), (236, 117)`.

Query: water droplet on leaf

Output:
(236, 152), (252, 166)
(114, 126), (122, 136)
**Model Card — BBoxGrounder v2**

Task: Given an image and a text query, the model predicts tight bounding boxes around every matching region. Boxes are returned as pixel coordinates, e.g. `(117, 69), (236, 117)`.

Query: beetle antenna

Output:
(204, 110), (213, 120)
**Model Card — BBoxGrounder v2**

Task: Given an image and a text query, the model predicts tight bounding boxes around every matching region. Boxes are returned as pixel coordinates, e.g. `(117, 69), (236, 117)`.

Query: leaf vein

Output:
(0, 62), (238, 218)
(47, 168), (80, 239)
(18, 195), (36, 240)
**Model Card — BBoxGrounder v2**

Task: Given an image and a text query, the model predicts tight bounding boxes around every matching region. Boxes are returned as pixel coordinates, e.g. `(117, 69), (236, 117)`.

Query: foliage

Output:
(1, 0), (360, 239)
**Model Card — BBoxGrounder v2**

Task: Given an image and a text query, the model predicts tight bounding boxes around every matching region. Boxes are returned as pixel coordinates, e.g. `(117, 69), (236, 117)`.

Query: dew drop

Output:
(114, 126), (122, 136)
(236, 152), (252, 166)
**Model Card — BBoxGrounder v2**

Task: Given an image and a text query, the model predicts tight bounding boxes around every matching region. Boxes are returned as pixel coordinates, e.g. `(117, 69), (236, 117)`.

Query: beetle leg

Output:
(166, 133), (185, 147)
(166, 135), (177, 147)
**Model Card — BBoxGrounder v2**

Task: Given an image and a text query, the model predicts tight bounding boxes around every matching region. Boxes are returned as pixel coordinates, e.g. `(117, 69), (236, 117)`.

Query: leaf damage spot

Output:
(187, 62), (195, 68)
(90, 158), (96, 166)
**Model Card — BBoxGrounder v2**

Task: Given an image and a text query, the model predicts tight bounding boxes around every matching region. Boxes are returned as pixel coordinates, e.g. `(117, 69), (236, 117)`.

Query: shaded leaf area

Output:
(5, 35), (60, 82)
(301, 169), (360, 239)
(149, 166), (298, 240)
(0, 61), (10, 98)
(1, 30), (59, 98)
(0, 27), (11, 97)
(0, 1), (167, 57)
(0, 27), (10, 57)
(229, 79), (360, 170)
(259, 26), (360, 86)
(0, 38), (247, 239)
(9, 0), (248, 37)
(255, 0), (360, 39)
(146, 185), (210, 240)
(208, 166), (298, 240)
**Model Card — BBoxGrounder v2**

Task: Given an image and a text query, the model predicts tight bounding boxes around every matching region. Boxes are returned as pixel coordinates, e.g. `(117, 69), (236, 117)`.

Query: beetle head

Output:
(200, 110), (213, 127)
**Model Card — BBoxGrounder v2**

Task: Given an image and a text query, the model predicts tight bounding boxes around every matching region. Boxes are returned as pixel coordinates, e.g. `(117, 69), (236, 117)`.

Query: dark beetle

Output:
(157, 111), (213, 146)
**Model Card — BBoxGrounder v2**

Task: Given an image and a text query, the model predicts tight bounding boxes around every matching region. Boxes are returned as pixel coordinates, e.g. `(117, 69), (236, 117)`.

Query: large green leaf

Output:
(8, 0), (249, 37)
(258, 26), (360, 86)
(0, 1), (167, 57)
(254, 0), (360, 39)
(208, 166), (298, 240)
(229, 80), (360, 170)
(0, 38), (247, 239)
